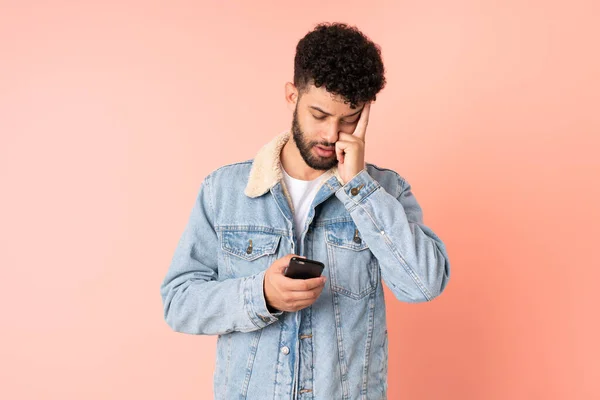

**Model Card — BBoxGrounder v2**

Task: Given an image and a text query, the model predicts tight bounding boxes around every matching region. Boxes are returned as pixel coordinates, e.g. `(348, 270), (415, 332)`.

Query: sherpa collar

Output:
(243, 130), (343, 198)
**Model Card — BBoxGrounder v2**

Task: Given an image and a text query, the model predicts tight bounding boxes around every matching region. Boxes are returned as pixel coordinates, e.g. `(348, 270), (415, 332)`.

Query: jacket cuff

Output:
(335, 169), (380, 211)
(244, 270), (282, 329)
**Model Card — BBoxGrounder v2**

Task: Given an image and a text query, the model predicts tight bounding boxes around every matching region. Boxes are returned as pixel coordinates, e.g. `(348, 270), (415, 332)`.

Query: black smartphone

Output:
(284, 257), (325, 279)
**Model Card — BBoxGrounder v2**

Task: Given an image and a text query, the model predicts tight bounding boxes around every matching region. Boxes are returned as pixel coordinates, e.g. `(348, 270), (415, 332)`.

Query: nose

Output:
(322, 121), (340, 144)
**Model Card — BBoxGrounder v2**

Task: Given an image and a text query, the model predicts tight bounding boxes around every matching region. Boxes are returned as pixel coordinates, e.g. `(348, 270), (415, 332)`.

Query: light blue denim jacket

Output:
(161, 131), (450, 400)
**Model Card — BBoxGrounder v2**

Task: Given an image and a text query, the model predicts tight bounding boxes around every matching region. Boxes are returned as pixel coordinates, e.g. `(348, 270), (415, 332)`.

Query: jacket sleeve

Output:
(160, 174), (282, 335)
(335, 169), (450, 303)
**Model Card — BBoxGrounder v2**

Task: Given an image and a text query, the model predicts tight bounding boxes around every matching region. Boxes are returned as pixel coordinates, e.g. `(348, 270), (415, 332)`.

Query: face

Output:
(291, 84), (364, 171)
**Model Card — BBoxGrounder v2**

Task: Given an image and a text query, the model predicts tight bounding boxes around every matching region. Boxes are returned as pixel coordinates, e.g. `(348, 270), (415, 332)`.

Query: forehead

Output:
(300, 84), (361, 114)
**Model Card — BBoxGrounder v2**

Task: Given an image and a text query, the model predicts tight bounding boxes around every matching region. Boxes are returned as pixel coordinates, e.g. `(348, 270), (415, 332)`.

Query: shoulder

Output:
(205, 159), (253, 182)
(365, 162), (409, 197)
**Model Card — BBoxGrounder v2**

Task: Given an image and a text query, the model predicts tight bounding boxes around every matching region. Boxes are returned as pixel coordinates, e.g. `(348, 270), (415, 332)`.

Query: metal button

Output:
(280, 346), (290, 355)
(246, 239), (253, 254)
(350, 184), (364, 196)
(353, 229), (361, 243)
(259, 315), (270, 322)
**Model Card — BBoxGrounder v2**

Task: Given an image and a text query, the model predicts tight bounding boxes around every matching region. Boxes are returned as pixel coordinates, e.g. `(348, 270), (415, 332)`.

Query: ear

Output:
(284, 82), (299, 112)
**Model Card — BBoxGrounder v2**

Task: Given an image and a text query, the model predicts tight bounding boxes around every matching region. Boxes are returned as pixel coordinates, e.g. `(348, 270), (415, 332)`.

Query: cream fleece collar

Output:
(244, 130), (342, 198)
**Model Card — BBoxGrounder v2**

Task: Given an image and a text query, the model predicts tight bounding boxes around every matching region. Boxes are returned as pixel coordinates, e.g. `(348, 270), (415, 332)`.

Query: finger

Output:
(335, 141), (345, 164)
(337, 133), (363, 148)
(281, 275), (326, 291)
(337, 132), (356, 141)
(281, 276), (325, 292)
(287, 285), (324, 301)
(289, 292), (324, 310)
(288, 300), (315, 311)
(353, 101), (371, 141)
(336, 138), (362, 160)
(273, 254), (302, 274)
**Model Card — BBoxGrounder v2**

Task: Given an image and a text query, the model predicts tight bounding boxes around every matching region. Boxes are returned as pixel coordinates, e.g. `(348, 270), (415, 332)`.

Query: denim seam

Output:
(240, 329), (262, 398)
(204, 173), (216, 226)
(244, 276), (263, 330)
(224, 333), (232, 399)
(270, 186), (294, 228)
(361, 291), (376, 398)
(355, 195), (433, 301)
(309, 325), (316, 400)
(215, 225), (289, 236)
(326, 241), (374, 299)
(221, 236), (281, 261)
(342, 184), (380, 212)
(329, 243), (350, 400)
(312, 216), (354, 226)
(383, 227), (433, 300)
(210, 159), (253, 175)
(396, 175), (405, 198)
(272, 321), (285, 400)
(223, 250), (233, 279)
(325, 239), (369, 251)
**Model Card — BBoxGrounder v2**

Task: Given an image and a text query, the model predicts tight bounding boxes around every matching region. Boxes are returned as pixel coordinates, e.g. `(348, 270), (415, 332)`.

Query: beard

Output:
(291, 107), (338, 171)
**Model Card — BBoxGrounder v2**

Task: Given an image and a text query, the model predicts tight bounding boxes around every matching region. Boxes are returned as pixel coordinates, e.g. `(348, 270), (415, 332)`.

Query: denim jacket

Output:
(160, 131), (450, 399)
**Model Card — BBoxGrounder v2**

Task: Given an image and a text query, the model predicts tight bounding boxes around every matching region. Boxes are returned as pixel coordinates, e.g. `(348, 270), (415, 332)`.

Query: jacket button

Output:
(350, 184), (365, 196)
(280, 346), (290, 355)
(353, 236), (361, 244)
(259, 315), (270, 322)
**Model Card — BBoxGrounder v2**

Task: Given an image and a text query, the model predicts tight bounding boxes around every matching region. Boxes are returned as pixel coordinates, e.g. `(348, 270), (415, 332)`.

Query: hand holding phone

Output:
(263, 254), (326, 313)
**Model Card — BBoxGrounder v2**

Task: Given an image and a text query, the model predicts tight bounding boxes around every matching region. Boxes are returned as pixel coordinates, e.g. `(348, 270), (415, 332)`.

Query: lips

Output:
(314, 145), (335, 157)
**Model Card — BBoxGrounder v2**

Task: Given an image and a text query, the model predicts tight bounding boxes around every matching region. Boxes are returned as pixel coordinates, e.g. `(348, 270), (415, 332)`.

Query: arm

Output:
(160, 174), (281, 335)
(335, 169), (450, 303)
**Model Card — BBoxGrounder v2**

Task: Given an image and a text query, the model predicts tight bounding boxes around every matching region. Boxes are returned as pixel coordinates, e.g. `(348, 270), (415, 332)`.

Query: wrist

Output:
(263, 277), (280, 313)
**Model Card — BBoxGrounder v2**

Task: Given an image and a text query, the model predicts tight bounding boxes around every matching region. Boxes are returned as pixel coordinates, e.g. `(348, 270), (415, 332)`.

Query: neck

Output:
(281, 139), (326, 181)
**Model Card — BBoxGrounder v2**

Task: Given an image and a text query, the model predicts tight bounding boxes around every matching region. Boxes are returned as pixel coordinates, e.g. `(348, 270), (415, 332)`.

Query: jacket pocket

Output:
(220, 228), (282, 278)
(325, 221), (378, 299)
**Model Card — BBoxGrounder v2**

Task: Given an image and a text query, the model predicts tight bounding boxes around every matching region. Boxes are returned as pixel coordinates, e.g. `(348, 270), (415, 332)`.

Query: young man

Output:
(161, 22), (450, 399)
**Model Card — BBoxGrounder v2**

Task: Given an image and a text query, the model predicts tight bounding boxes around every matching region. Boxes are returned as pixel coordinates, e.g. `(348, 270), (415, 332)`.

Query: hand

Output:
(335, 101), (371, 184)
(263, 254), (327, 313)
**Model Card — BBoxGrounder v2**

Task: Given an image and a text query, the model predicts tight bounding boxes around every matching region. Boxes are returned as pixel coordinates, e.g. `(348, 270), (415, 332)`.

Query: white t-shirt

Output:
(281, 167), (324, 243)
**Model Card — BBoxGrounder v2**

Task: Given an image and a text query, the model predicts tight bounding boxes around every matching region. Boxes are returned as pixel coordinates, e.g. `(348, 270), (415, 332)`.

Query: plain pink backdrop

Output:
(1, 1), (598, 399)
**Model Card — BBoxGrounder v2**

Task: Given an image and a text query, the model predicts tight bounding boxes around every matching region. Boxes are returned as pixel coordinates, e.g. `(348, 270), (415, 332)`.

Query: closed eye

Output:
(313, 115), (358, 124)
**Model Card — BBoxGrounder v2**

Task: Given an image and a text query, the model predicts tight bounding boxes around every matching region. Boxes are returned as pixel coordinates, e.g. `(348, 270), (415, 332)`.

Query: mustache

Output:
(311, 142), (335, 149)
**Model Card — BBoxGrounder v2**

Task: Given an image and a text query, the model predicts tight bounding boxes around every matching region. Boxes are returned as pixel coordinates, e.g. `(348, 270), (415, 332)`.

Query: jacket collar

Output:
(244, 130), (343, 198)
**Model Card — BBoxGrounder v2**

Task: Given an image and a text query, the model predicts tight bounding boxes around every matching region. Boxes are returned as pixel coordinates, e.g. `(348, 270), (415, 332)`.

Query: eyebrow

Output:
(309, 105), (363, 118)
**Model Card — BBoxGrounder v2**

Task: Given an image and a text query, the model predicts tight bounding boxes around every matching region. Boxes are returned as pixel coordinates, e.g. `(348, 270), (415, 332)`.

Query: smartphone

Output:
(284, 257), (325, 280)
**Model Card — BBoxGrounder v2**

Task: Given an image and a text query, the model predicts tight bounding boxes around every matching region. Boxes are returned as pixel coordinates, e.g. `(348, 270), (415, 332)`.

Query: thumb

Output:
(274, 263), (287, 274)
(273, 254), (303, 274)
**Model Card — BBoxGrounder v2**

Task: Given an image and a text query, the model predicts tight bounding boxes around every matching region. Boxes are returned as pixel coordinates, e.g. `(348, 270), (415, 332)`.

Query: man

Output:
(161, 22), (450, 399)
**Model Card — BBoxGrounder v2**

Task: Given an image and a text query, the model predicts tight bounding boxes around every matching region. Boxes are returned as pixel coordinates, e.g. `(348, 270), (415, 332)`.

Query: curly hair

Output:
(294, 22), (386, 109)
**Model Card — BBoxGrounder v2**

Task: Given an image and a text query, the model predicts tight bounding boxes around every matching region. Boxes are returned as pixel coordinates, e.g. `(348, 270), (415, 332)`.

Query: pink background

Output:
(1, 1), (598, 399)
